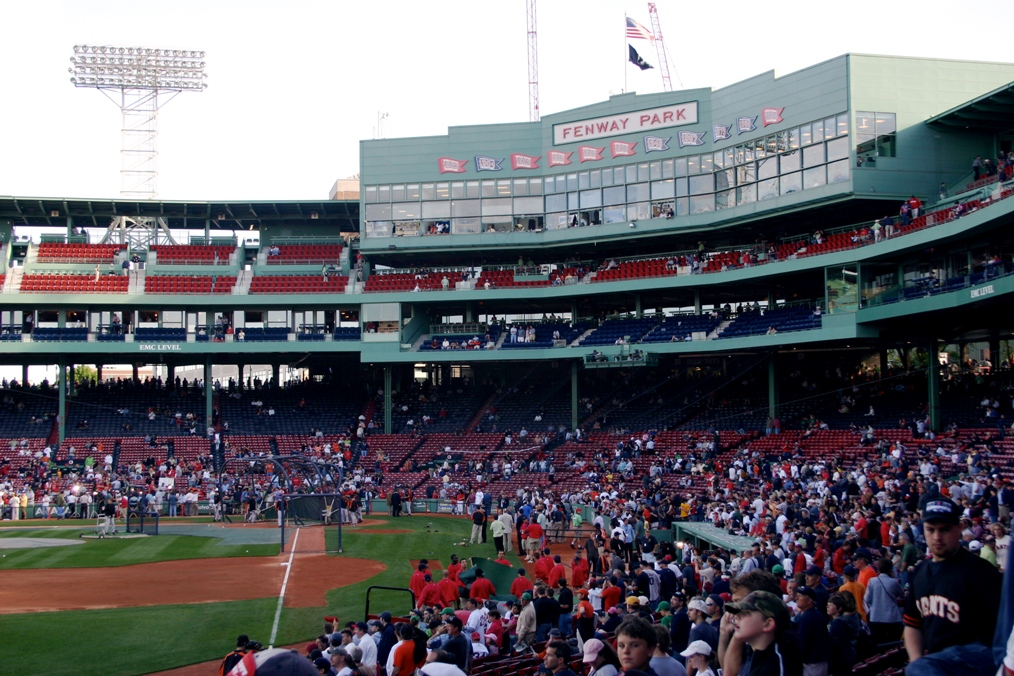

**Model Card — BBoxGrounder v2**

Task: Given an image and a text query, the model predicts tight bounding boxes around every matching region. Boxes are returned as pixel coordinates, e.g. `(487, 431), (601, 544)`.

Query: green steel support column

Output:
(989, 331), (1000, 371)
(58, 356), (66, 445)
(384, 367), (393, 434)
(928, 341), (940, 432)
(57, 310), (66, 329)
(205, 358), (213, 429)
(272, 363), (280, 389)
(635, 294), (642, 318)
(571, 360), (579, 431)
(694, 290), (702, 315)
(22, 364), (28, 386)
(96, 365), (103, 383)
(879, 349), (889, 375)
(69, 365), (76, 396)
(768, 356), (779, 419)
(66, 216), (74, 239)
(205, 218), (211, 242)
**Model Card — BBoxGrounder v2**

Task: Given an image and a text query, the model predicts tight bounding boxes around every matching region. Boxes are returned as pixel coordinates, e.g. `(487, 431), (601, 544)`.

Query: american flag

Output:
(626, 17), (654, 41)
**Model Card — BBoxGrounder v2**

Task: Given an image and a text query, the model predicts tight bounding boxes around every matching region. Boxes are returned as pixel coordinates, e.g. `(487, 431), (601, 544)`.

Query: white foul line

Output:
(268, 527), (300, 648)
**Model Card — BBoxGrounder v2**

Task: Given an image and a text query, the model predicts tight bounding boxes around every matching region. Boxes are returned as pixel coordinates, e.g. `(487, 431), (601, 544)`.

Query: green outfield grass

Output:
(0, 514), (482, 675)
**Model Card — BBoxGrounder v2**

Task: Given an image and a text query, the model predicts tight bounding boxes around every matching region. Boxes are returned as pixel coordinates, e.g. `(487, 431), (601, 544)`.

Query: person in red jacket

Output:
(511, 568), (535, 598)
(417, 573), (443, 609)
(534, 550), (553, 585)
(438, 569), (461, 609)
(447, 554), (464, 586)
(548, 555), (567, 589)
(409, 562), (429, 600)
(494, 551), (512, 567)
(470, 567), (496, 601)
(571, 552), (589, 589)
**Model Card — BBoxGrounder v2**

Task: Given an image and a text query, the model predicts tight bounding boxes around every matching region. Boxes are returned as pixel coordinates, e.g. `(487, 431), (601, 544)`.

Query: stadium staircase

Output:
(127, 267), (146, 294)
(464, 391), (499, 433)
(232, 270), (253, 295)
(4, 268), (23, 294)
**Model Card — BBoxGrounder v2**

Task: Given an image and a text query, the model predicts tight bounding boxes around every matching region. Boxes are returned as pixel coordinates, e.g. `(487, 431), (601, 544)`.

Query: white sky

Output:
(2, 0), (1013, 202)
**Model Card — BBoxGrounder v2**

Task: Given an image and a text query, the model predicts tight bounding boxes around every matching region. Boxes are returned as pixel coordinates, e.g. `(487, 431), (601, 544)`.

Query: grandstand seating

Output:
(238, 327), (291, 342)
(579, 318), (659, 346)
(640, 315), (723, 342)
(248, 275), (348, 294)
(500, 322), (591, 348)
(718, 306), (820, 338)
(20, 274), (128, 293)
(36, 242), (125, 263)
(365, 273), (444, 292)
(265, 243), (342, 264)
(145, 275), (236, 294)
(149, 244), (235, 264)
(592, 258), (675, 282)
(32, 327), (88, 342)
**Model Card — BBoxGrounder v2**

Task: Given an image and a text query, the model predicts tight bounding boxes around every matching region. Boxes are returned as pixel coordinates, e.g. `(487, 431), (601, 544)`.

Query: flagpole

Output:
(623, 13), (627, 93)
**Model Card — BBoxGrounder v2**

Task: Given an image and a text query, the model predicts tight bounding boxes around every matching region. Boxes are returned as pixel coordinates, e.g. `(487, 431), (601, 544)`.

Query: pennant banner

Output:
(678, 131), (707, 148)
(438, 157), (468, 174)
(761, 107), (784, 127)
(474, 156), (503, 172)
(578, 146), (604, 163)
(643, 135), (671, 153)
(712, 124), (732, 143)
(510, 153), (540, 170)
(610, 140), (638, 158)
(737, 116), (757, 134)
(547, 150), (573, 167)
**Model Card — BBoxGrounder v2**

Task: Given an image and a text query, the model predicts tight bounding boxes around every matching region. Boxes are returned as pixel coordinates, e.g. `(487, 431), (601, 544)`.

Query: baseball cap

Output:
(607, 606), (621, 615)
(707, 594), (725, 612)
(679, 639), (713, 658)
(637, 595), (649, 606)
(440, 607), (455, 615)
(379, 611), (393, 622)
(626, 596), (640, 606)
(354, 622), (368, 631)
(852, 547), (872, 561)
(444, 616), (463, 629)
(656, 601), (671, 611)
(968, 540), (983, 552)
(314, 657), (333, 670)
(227, 648), (318, 676)
(521, 592), (532, 601)
(687, 599), (709, 613)
(724, 590), (790, 627)
(843, 564), (857, 577)
(795, 586), (816, 599)
(771, 564), (784, 575)
(583, 638), (606, 663)
(805, 565), (822, 576)
(922, 499), (960, 525)
(549, 629), (562, 637)
(471, 632), (481, 641)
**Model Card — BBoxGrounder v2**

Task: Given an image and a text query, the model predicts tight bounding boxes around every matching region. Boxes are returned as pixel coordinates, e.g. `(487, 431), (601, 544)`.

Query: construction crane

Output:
(648, 3), (680, 92)
(526, 0), (540, 121)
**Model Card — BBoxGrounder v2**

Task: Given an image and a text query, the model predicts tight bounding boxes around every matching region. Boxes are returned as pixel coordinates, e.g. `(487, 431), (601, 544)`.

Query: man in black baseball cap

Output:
(903, 499), (1002, 676)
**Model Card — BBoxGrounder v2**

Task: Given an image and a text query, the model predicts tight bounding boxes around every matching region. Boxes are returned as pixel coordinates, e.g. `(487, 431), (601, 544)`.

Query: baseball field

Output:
(0, 513), (475, 675)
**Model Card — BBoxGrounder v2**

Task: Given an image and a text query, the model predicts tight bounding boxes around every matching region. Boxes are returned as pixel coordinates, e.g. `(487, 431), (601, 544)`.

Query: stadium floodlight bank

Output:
(69, 45), (207, 91)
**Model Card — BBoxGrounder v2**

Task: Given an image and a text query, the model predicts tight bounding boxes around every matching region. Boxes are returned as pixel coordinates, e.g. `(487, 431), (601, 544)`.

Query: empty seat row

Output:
(248, 275), (347, 294)
(20, 274), (128, 293)
(150, 245), (235, 264)
(265, 244), (343, 264)
(145, 276), (236, 294)
(36, 243), (125, 263)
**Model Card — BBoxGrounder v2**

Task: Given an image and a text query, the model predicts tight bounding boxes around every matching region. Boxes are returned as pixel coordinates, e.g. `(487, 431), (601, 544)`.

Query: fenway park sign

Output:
(553, 102), (698, 145)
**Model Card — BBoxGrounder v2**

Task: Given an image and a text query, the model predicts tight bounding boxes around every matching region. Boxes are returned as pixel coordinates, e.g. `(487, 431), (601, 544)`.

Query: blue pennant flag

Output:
(643, 135), (671, 153)
(713, 124), (732, 143)
(677, 131), (706, 148)
(474, 156), (503, 172)
(737, 116), (757, 134)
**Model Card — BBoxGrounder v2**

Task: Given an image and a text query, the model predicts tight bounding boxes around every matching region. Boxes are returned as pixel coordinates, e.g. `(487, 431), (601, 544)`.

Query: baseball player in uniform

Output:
(903, 499), (1001, 676)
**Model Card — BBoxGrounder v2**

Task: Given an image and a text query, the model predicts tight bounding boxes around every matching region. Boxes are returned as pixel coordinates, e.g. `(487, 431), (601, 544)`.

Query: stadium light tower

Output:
(69, 44), (208, 247)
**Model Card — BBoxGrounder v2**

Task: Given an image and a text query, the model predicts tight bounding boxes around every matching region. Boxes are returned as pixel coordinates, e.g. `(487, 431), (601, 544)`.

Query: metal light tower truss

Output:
(526, 0), (540, 121)
(647, 4), (673, 92)
(69, 44), (207, 247)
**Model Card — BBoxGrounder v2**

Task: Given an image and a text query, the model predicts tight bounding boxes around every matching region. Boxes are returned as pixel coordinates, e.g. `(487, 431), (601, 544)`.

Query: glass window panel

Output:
(436, 183), (450, 199)
(662, 159), (674, 178)
(481, 180), (496, 197)
(364, 222), (391, 238)
(650, 161), (662, 180)
(545, 212), (568, 230)
(452, 218), (480, 234)
(776, 132), (789, 152)
(638, 163), (650, 182)
(422, 201), (450, 219)
(689, 174), (714, 195)
(580, 189), (602, 208)
(676, 197), (689, 216)
(803, 143), (825, 168)
(567, 173), (579, 191)
(529, 178), (542, 195)
(826, 137), (849, 162)
(603, 186), (625, 205)
(734, 145), (746, 165)
(758, 178), (779, 201)
(466, 181), (480, 198)
(365, 186), (378, 203)
(406, 184), (421, 199)
(765, 136), (777, 156)
(780, 171), (802, 195)
(450, 199), (480, 217)
(513, 179), (528, 196)
(758, 157), (778, 181)
(590, 170), (601, 188)
(675, 177), (689, 198)
(651, 179), (675, 199)
(689, 195), (714, 214)
(715, 168), (735, 191)
(378, 185), (390, 202)
(497, 180), (512, 196)
(514, 196), (543, 213)
(737, 184), (757, 205)
(724, 148), (735, 167)
(737, 162), (756, 184)
(876, 113), (896, 135)
(544, 176), (559, 193)
(627, 183), (651, 202)
(391, 185), (406, 201)
(827, 160), (850, 184)
(837, 113), (849, 136)
(855, 111), (876, 135)
(603, 205), (626, 223)
(812, 122), (824, 143)
(780, 151), (801, 174)
(568, 193), (579, 210)
(450, 182), (464, 199)
(716, 189), (735, 210)
(545, 193), (567, 212)
(674, 157), (688, 177)
(365, 204), (392, 220)
(713, 151), (724, 169)
(579, 171), (590, 189)
(687, 155), (700, 175)
(625, 165), (638, 183)
(392, 202), (421, 219)
(700, 154), (714, 173)
(825, 117), (837, 138)
(558, 176), (569, 192)
(789, 128), (800, 149)
(803, 166), (826, 189)
(630, 202), (652, 220)
(482, 198), (512, 216)
(800, 124), (812, 146)
(601, 169), (614, 187)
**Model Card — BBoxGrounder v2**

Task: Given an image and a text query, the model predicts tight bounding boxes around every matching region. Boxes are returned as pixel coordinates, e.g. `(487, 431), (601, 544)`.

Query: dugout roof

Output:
(926, 80), (1014, 134)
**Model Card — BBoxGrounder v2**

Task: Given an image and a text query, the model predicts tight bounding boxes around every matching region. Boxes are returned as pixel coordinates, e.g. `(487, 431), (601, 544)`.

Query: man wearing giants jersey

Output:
(903, 499), (1002, 676)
